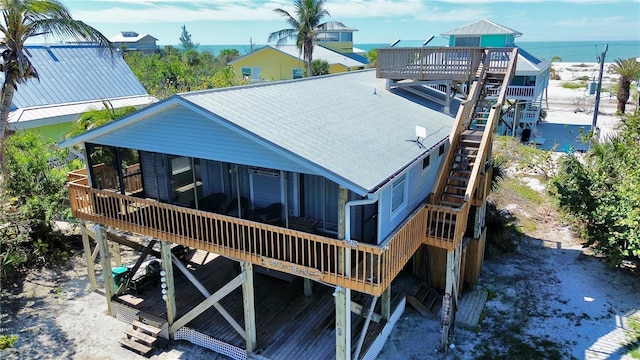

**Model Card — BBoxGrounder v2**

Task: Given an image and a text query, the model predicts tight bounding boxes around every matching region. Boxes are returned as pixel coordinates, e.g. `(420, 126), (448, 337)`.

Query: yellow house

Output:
(229, 21), (368, 82)
(229, 45), (367, 82)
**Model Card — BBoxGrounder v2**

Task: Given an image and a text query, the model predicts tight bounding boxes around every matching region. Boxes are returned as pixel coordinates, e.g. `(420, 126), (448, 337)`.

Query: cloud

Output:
(73, 0), (492, 24)
(71, 1), (290, 23)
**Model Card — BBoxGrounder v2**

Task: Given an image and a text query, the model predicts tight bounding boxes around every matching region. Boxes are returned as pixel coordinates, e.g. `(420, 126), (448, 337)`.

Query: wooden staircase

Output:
(425, 48), (518, 349)
(406, 282), (440, 317)
(119, 319), (162, 356)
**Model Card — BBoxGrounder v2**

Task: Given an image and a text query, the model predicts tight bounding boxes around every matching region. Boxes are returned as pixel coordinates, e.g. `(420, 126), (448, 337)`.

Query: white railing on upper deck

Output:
(376, 47), (485, 80)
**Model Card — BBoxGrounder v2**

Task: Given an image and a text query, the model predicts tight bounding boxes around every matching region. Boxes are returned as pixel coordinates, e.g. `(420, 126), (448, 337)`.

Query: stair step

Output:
(406, 283), (439, 318)
(444, 184), (467, 191)
(449, 169), (471, 174)
(131, 320), (162, 337)
(119, 337), (152, 356)
(461, 139), (481, 146)
(443, 192), (466, 199)
(462, 129), (484, 138)
(447, 176), (469, 183)
(438, 200), (465, 208)
(124, 328), (157, 347)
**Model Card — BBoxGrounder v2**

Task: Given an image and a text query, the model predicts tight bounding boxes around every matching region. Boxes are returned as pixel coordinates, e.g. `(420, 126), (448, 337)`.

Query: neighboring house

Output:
(61, 47), (517, 359)
(4, 44), (155, 141)
(110, 31), (159, 54)
(441, 19), (551, 137)
(229, 45), (367, 82)
(229, 21), (367, 82)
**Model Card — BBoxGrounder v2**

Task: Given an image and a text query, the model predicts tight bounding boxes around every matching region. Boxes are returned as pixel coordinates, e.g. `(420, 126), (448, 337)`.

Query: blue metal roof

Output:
(2, 44), (148, 110)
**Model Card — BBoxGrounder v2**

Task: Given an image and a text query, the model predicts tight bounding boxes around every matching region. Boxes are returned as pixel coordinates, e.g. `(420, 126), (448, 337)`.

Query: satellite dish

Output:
(406, 126), (427, 149)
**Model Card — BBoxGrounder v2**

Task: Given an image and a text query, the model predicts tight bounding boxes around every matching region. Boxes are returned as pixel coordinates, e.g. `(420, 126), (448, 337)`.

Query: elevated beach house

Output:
(62, 46), (517, 358)
(417, 19), (550, 139)
(110, 31), (159, 54)
(230, 21), (367, 82)
(4, 44), (154, 141)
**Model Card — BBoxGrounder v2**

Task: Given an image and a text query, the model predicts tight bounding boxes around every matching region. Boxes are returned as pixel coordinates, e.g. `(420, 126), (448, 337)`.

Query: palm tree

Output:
(0, 0), (114, 171)
(268, 0), (329, 77)
(610, 57), (640, 114)
(65, 101), (137, 140)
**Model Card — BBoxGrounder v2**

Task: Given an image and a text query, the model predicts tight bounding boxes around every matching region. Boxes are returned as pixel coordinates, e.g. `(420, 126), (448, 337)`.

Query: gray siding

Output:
(378, 143), (448, 243)
(91, 105), (313, 175)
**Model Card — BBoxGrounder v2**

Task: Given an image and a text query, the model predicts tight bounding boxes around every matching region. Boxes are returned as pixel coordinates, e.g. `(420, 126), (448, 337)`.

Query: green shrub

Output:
(552, 114), (640, 266)
(484, 202), (521, 258)
(1, 132), (81, 280)
(0, 334), (18, 349)
(562, 82), (587, 89)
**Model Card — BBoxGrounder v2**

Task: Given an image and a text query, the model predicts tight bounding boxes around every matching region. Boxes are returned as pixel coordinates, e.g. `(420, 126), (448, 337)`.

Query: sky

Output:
(59, 0), (640, 45)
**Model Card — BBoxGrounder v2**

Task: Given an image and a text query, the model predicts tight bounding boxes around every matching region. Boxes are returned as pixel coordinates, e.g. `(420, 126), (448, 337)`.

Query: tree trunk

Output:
(616, 78), (630, 114)
(0, 81), (16, 173)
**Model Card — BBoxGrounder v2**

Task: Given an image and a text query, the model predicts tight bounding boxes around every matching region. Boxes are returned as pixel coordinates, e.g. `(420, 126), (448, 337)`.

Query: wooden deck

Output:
(67, 176), (449, 297)
(114, 250), (421, 359)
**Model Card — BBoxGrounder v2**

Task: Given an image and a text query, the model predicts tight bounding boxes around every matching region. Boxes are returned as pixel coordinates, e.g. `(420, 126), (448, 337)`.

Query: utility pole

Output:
(591, 44), (608, 139)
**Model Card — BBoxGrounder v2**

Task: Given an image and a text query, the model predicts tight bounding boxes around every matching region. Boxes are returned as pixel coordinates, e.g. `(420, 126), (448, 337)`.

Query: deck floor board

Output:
(114, 250), (420, 359)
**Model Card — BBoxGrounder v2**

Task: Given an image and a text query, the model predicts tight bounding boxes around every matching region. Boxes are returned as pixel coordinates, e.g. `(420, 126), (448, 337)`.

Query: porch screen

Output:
(301, 175), (338, 233)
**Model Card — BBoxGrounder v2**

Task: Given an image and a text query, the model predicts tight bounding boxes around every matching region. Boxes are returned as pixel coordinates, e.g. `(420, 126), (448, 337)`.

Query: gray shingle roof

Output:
(180, 70), (453, 193)
(62, 70), (454, 194)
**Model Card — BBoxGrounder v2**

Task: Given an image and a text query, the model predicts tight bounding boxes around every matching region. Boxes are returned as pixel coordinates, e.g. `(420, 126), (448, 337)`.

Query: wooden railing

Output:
(377, 47), (484, 81)
(66, 173), (430, 297)
(464, 48), (518, 203)
(423, 202), (469, 250)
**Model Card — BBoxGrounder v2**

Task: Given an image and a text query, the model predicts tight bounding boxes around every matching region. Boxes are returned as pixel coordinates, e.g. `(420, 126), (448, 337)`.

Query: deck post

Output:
(80, 221), (97, 290)
(160, 241), (177, 338)
(95, 225), (114, 316)
(412, 245), (425, 281)
(381, 285), (391, 320)
(336, 186), (351, 359)
(111, 241), (122, 267)
(335, 286), (351, 360)
(241, 261), (257, 353)
(304, 279), (313, 297)
(444, 82), (451, 115)
(337, 186), (348, 274)
(441, 242), (461, 350)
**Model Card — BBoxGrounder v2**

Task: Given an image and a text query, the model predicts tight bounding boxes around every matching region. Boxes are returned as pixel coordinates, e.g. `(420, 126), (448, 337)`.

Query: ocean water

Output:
(189, 40), (639, 63)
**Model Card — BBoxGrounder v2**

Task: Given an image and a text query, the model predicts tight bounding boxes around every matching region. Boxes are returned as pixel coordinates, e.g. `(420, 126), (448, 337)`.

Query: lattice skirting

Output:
(111, 301), (169, 339)
(175, 327), (247, 360)
(361, 297), (406, 360)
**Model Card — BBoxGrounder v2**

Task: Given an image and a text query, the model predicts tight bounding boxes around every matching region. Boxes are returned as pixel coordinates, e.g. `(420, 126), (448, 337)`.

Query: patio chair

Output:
(253, 203), (283, 225)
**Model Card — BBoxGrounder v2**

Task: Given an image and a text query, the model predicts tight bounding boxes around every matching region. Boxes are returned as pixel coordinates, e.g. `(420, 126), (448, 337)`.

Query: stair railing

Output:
(464, 48), (518, 201)
(431, 56), (488, 204)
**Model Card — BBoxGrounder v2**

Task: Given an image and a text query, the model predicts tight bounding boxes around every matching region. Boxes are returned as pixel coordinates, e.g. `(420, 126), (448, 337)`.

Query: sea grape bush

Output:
(553, 113), (640, 266)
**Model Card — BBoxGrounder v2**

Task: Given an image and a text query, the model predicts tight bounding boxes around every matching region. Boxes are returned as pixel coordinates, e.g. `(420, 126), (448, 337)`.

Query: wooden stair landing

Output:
(455, 290), (488, 328)
(119, 319), (162, 356)
(406, 282), (440, 318)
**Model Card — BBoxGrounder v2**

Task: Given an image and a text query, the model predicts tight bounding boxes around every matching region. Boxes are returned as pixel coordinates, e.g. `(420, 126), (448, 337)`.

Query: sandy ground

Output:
(1, 63), (639, 360)
(532, 62), (629, 152)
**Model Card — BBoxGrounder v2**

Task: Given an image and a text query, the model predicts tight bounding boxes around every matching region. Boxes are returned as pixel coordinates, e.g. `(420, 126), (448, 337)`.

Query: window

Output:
(439, 144), (445, 156)
(454, 36), (480, 47)
(391, 174), (407, 214)
(340, 32), (353, 42)
(292, 68), (304, 79)
(422, 155), (430, 169)
(241, 67), (252, 78)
